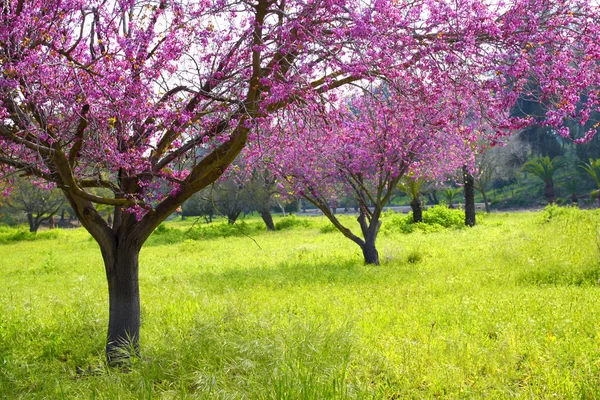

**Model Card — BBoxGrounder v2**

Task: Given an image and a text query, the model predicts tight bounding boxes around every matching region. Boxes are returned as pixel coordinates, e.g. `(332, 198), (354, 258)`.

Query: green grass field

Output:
(1, 208), (600, 399)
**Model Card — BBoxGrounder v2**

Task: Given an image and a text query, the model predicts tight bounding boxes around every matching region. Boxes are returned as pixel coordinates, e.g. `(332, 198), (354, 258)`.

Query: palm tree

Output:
(398, 177), (425, 222)
(580, 158), (600, 207)
(441, 188), (461, 209)
(521, 156), (567, 204)
(564, 179), (579, 205)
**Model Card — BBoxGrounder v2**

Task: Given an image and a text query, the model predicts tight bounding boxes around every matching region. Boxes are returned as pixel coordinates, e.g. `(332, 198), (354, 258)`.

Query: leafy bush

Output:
(320, 223), (338, 233)
(382, 213), (413, 233)
(542, 204), (578, 222)
(422, 205), (464, 228)
(383, 205), (464, 234)
(0, 226), (61, 244)
(275, 215), (312, 230)
(406, 249), (424, 264)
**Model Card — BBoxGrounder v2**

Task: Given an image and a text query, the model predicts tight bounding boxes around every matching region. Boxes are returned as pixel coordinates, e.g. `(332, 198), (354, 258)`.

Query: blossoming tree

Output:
(259, 79), (480, 264)
(1, 0), (598, 361)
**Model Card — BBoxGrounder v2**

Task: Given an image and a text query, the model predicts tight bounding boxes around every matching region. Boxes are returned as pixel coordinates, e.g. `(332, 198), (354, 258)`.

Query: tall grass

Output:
(1, 208), (600, 398)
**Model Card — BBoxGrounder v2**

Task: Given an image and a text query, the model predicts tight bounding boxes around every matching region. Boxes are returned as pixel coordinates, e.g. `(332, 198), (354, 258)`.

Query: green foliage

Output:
(384, 205), (465, 233)
(382, 212), (414, 233)
(2, 211), (600, 398)
(274, 215), (312, 230)
(542, 204), (580, 221)
(522, 156), (567, 185)
(441, 187), (462, 206)
(422, 205), (464, 228)
(397, 177), (424, 201)
(405, 249), (423, 264)
(148, 220), (265, 244)
(580, 158), (600, 187)
(0, 226), (61, 244)
(320, 223), (339, 233)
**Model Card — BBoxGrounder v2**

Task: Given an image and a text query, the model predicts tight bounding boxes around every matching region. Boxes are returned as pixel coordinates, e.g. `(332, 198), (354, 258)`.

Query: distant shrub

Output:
(382, 213), (413, 233)
(154, 223), (171, 234)
(542, 204), (579, 222)
(320, 223), (338, 233)
(383, 205), (464, 234)
(0, 227), (61, 244)
(275, 215), (312, 230)
(422, 205), (464, 228)
(406, 249), (424, 264)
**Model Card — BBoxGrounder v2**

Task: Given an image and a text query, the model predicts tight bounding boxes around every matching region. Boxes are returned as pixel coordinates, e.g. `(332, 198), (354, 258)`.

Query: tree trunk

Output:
(102, 241), (141, 365)
(260, 209), (275, 231)
(27, 212), (36, 232)
(410, 197), (423, 223)
(482, 191), (490, 213)
(544, 183), (556, 204)
(227, 211), (240, 224)
(357, 212), (381, 265)
(361, 241), (379, 265)
(463, 166), (476, 227)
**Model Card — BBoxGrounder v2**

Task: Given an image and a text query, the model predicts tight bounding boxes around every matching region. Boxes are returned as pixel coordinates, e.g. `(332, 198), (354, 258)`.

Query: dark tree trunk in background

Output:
(27, 212), (35, 232)
(427, 191), (439, 205)
(227, 211), (241, 224)
(463, 166), (476, 227)
(481, 191), (490, 213)
(260, 209), (275, 231)
(544, 183), (556, 204)
(102, 240), (142, 365)
(410, 197), (423, 223)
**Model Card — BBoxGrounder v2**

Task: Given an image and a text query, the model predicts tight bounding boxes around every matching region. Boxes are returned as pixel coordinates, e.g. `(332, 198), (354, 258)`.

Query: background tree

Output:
(7, 180), (65, 232)
(473, 162), (494, 213)
(441, 188), (462, 210)
(263, 82), (477, 265)
(564, 180), (579, 205)
(182, 188), (215, 223)
(521, 157), (567, 204)
(238, 168), (279, 231)
(580, 159), (600, 207)
(213, 179), (246, 225)
(398, 177), (425, 223)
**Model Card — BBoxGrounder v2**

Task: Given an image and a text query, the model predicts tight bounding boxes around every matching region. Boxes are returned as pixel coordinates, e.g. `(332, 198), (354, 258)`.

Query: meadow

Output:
(1, 207), (600, 399)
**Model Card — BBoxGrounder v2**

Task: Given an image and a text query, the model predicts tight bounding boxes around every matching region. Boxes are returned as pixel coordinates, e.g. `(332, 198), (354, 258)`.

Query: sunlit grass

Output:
(1, 208), (600, 398)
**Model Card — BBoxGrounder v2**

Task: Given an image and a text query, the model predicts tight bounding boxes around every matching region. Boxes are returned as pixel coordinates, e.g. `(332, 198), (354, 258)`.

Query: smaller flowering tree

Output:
(260, 82), (479, 264)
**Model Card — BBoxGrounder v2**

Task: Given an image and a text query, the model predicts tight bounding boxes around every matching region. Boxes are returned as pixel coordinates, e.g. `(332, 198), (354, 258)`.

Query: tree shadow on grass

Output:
(185, 255), (415, 295)
(516, 263), (600, 286)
